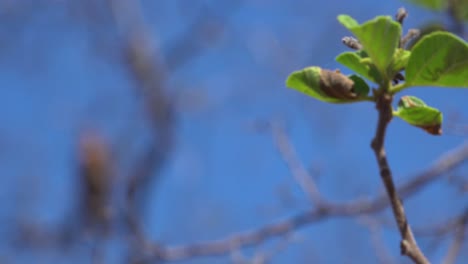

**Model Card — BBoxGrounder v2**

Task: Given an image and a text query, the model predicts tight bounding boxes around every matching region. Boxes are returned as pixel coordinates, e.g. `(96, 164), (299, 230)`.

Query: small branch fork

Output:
(371, 92), (429, 264)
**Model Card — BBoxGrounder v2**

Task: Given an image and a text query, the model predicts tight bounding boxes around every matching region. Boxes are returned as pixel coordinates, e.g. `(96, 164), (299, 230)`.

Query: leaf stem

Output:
(362, 96), (376, 102)
(390, 82), (408, 94)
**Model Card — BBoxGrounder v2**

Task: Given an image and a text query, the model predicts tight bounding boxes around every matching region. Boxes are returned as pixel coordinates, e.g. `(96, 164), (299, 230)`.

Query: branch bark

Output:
(371, 92), (429, 264)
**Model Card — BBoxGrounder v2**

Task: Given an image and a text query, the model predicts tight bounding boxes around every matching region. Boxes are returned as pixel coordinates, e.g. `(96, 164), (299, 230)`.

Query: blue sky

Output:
(0, 1), (467, 263)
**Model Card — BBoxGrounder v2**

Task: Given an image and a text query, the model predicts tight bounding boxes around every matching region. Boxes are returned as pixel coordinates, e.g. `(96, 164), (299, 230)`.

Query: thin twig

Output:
(269, 121), (323, 206)
(442, 209), (468, 264)
(370, 92), (429, 264)
(358, 216), (395, 264)
(106, 0), (175, 258)
(136, 142), (468, 262)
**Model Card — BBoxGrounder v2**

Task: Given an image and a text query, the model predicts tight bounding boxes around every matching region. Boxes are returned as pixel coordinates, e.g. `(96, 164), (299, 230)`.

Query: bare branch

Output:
(269, 121), (323, 206)
(78, 131), (113, 236)
(358, 216), (395, 264)
(106, 0), (175, 256)
(398, 142), (468, 199)
(165, 2), (242, 71)
(442, 209), (468, 264)
(135, 141), (468, 262)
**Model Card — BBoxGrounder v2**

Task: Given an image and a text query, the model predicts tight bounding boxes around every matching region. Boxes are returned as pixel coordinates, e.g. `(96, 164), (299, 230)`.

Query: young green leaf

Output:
(337, 15), (359, 28)
(336, 50), (382, 84)
(285, 66), (370, 103)
(405, 32), (468, 88)
(393, 95), (443, 135)
(391, 49), (411, 72)
(349, 74), (370, 96)
(337, 15), (402, 77)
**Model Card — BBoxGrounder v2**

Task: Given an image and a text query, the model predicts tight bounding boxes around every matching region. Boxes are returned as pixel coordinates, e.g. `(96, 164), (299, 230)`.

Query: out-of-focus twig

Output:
(269, 121), (323, 206)
(106, 0), (175, 257)
(79, 131), (113, 236)
(358, 216), (395, 264)
(442, 209), (468, 264)
(136, 142), (468, 262)
(414, 209), (468, 264)
(398, 143), (468, 199)
(165, 2), (242, 71)
(230, 234), (297, 264)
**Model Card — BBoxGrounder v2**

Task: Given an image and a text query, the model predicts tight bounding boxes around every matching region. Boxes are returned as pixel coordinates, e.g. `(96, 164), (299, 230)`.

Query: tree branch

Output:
(269, 121), (323, 206)
(134, 141), (468, 262)
(442, 209), (467, 264)
(371, 92), (429, 264)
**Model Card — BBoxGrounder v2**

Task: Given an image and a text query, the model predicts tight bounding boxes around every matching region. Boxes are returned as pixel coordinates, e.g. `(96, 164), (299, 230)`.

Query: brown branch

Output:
(398, 142), (468, 199)
(370, 92), (429, 264)
(134, 141), (468, 262)
(229, 234), (296, 264)
(269, 121), (323, 206)
(442, 209), (468, 264)
(14, 139), (468, 262)
(358, 216), (395, 264)
(414, 209), (468, 264)
(96, 5), (465, 262)
(106, 0), (175, 257)
(165, 2), (242, 72)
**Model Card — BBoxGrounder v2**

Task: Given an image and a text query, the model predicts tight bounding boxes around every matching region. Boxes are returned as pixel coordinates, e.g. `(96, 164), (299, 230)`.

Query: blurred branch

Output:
(269, 121), (323, 206)
(398, 144), (468, 199)
(442, 209), (468, 264)
(79, 132), (113, 236)
(106, 0), (175, 253)
(414, 209), (468, 264)
(358, 216), (395, 264)
(447, 174), (468, 193)
(137, 142), (468, 262)
(165, 2), (242, 71)
(230, 234), (297, 264)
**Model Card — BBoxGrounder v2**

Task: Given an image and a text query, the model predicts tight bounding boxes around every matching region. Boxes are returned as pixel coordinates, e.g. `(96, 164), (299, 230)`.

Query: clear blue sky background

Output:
(0, 1), (467, 263)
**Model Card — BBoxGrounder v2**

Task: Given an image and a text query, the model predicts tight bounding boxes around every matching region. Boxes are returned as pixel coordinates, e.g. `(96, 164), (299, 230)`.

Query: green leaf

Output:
(337, 15), (359, 28)
(405, 32), (468, 88)
(391, 49), (411, 72)
(338, 15), (402, 76)
(285, 66), (370, 104)
(336, 50), (382, 84)
(406, 0), (445, 10)
(349, 74), (370, 96)
(394, 95), (443, 135)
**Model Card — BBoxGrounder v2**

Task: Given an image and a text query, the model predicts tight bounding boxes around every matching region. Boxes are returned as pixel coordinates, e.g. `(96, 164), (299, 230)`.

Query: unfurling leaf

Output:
(391, 49), (411, 72)
(336, 50), (382, 84)
(394, 95), (443, 135)
(337, 15), (402, 77)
